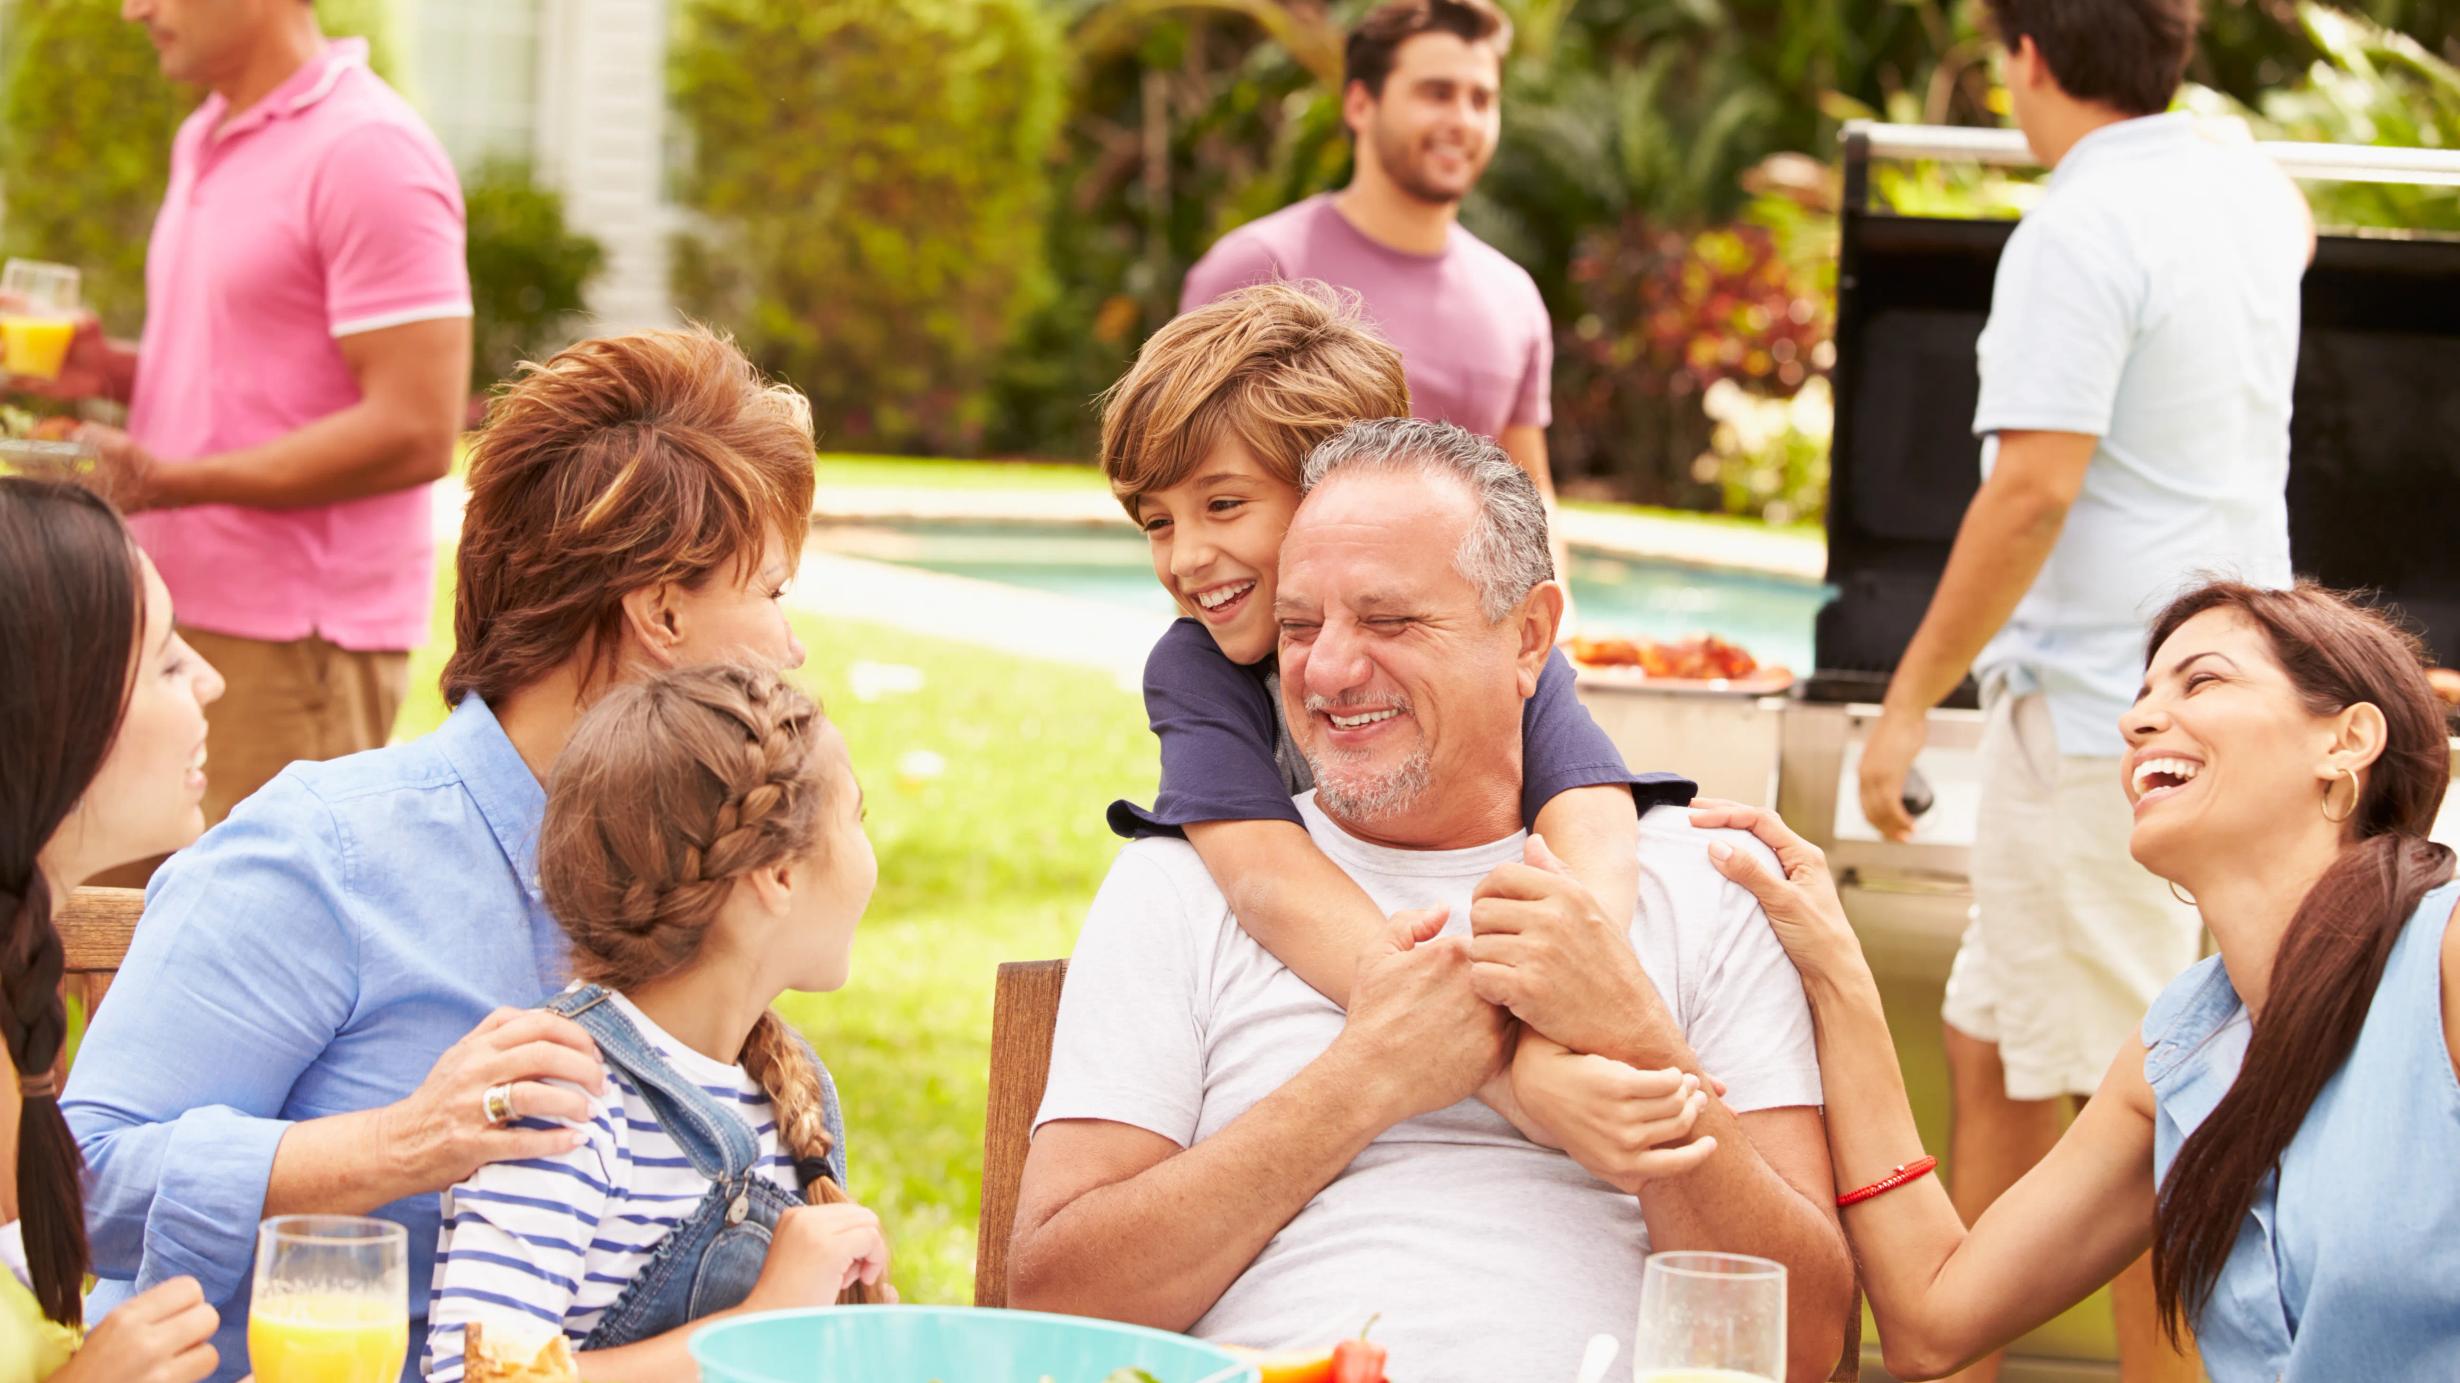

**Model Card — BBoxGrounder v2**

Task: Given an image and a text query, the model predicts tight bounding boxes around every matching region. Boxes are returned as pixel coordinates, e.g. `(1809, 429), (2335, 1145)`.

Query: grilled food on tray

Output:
(1569, 632), (1759, 681)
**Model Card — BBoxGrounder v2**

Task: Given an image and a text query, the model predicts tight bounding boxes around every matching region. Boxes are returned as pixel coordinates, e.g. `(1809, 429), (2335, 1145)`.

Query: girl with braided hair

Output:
(0, 478), (225, 1382)
(424, 662), (888, 1382)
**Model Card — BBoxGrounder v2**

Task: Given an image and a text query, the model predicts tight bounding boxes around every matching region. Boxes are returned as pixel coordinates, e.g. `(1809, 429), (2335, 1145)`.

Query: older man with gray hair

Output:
(1011, 420), (1854, 1383)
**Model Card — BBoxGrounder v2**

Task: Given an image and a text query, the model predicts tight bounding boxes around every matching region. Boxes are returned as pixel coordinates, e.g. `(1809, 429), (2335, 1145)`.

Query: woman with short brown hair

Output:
(63, 327), (818, 1383)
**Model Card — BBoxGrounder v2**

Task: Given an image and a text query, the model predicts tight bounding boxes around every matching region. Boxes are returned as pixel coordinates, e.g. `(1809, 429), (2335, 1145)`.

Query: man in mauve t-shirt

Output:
(1178, 1), (1559, 529)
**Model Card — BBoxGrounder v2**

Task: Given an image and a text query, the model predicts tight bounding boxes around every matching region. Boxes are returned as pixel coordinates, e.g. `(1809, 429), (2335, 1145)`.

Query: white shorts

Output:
(1942, 689), (2205, 1100)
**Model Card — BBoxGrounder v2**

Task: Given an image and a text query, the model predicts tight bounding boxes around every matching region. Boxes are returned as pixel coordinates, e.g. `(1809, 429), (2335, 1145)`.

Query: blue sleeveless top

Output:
(2142, 879), (2460, 1381)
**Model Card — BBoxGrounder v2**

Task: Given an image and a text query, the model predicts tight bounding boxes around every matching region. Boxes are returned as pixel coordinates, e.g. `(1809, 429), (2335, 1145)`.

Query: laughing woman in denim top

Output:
(1692, 580), (2460, 1382)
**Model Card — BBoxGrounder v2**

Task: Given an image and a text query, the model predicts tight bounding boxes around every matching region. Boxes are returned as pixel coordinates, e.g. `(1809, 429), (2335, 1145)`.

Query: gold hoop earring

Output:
(2168, 880), (2195, 907)
(2322, 766), (2360, 825)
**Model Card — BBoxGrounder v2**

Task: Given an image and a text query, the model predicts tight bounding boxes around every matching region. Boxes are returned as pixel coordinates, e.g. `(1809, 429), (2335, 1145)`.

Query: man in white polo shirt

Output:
(1854, 2), (2311, 1377)
(1010, 420), (1852, 1383)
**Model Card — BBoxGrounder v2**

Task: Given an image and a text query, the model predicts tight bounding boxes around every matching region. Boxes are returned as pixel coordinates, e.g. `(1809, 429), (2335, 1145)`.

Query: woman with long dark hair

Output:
(1, 477), (226, 1381)
(1691, 579), (2460, 1380)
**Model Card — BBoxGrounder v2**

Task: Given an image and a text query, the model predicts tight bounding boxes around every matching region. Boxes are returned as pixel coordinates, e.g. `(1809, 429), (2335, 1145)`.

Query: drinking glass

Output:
(249, 1215), (411, 1383)
(1631, 1250), (1787, 1383)
(1, 258), (81, 380)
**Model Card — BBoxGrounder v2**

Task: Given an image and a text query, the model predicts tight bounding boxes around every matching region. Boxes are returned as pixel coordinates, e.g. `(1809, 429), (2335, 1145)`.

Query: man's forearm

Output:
(1636, 1103), (1853, 1383)
(1882, 476), (2071, 715)
(1010, 1045), (1399, 1332)
(1600, 1022), (1852, 1383)
(103, 339), (140, 404)
(154, 397), (455, 510)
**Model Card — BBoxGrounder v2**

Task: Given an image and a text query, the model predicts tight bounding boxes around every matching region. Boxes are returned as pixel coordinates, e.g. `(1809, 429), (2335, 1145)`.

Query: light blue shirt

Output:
(1972, 112), (2304, 755)
(63, 696), (567, 1383)
(2143, 880), (2460, 1380)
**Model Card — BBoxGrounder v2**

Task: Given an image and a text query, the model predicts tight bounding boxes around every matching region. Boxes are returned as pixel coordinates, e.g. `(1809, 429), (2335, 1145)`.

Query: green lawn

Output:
(400, 550), (1156, 1305)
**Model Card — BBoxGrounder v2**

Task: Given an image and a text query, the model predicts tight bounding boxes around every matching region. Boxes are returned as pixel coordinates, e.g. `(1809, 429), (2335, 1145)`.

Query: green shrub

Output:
(0, 0), (400, 335)
(462, 157), (604, 396)
(670, 0), (1063, 455)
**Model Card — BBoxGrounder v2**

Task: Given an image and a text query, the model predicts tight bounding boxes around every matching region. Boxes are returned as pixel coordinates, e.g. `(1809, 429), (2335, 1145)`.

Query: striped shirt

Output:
(421, 991), (798, 1381)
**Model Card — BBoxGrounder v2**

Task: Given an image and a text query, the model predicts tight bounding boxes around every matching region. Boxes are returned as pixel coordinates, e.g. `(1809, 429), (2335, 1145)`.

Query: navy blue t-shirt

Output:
(1108, 617), (1694, 839)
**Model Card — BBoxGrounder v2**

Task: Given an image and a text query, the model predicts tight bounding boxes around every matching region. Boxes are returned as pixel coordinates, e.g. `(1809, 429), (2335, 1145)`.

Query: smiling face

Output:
(1349, 31), (1503, 208)
(2123, 607), (2365, 879)
(1276, 467), (1547, 846)
(48, 556), (227, 881)
(1136, 436), (1302, 666)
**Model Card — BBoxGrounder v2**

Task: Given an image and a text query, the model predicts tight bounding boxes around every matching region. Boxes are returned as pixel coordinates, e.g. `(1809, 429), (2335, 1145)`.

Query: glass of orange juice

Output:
(249, 1215), (411, 1383)
(1, 259), (80, 381)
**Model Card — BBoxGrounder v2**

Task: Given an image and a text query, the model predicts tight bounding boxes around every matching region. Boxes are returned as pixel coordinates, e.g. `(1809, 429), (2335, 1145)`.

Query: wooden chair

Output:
(974, 956), (1864, 1380)
(57, 885), (142, 1020)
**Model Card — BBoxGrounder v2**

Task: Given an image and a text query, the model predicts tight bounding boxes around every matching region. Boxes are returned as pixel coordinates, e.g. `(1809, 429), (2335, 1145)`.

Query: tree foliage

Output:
(462, 157), (605, 396)
(670, 0), (1063, 454)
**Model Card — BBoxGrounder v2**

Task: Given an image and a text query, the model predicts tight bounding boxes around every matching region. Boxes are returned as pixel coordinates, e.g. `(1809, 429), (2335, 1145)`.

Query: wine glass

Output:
(1631, 1250), (1787, 1383)
(248, 1215), (411, 1383)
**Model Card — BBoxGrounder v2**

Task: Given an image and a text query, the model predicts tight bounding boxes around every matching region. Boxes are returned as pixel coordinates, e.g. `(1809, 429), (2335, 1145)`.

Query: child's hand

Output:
(1509, 1037), (1719, 1194)
(744, 1203), (891, 1311)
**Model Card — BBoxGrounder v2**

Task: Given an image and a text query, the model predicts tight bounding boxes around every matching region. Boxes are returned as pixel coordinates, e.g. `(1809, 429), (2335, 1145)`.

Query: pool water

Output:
(818, 520), (1828, 672)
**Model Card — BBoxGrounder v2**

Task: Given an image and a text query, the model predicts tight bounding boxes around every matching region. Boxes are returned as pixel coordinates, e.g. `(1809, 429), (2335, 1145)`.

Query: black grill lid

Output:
(1813, 123), (2460, 705)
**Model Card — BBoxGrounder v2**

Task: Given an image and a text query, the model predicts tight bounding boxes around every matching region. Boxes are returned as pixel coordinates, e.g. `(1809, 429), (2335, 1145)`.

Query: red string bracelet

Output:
(1836, 1155), (1938, 1208)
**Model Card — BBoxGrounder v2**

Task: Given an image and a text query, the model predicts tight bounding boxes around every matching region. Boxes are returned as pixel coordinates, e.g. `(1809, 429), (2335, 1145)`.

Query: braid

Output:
(3, 878), (89, 1325)
(540, 664), (828, 990)
(741, 1011), (870, 1304)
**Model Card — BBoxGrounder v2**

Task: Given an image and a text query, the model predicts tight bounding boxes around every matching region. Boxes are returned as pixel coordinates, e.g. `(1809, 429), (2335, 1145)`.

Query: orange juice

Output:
(248, 1293), (409, 1383)
(1, 315), (74, 380)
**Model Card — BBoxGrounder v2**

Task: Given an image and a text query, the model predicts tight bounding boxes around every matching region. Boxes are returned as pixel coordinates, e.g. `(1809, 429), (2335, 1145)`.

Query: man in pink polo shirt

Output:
(1179, 0), (1561, 569)
(8, 0), (469, 825)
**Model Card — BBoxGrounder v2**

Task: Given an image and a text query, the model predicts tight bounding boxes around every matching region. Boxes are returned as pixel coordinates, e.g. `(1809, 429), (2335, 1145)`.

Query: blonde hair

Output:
(1097, 280), (1409, 518)
(538, 662), (871, 1301)
(444, 327), (818, 706)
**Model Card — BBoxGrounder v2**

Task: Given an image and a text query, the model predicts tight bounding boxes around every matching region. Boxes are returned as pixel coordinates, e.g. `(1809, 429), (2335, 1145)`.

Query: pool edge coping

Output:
(812, 487), (1830, 584)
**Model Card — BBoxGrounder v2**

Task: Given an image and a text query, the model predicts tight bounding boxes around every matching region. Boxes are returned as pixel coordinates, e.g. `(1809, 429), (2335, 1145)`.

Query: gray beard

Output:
(1307, 742), (1435, 825)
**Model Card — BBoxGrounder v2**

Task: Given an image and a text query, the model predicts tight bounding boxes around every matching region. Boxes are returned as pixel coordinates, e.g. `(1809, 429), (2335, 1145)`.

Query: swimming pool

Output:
(816, 519), (1829, 672)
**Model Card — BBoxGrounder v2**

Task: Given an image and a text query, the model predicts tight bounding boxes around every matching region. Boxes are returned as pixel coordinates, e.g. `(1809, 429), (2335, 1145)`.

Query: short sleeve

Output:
(310, 120), (472, 337)
(1180, 230), (1286, 314)
(1518, 649), (1695, 822)
(422, 1106), (615, 1382)
(1108, 619), (1304, 839)
(1511, 292), (1554, 429)
(1971, 211), (2139, 440)
(1034, 847), (1212, 1144)
(1639, 809), (1823, 1115)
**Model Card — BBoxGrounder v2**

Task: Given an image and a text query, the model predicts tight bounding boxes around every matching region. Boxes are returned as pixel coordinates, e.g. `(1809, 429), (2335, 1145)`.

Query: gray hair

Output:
(1299, 418), (1554, 622)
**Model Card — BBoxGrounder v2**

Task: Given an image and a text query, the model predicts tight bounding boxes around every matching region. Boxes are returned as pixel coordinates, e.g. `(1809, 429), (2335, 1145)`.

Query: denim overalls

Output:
(545, 984), (848, 1350)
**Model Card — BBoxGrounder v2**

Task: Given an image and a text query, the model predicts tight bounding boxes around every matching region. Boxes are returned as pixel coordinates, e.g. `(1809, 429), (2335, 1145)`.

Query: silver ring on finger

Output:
(481, 1081), (518, 1126)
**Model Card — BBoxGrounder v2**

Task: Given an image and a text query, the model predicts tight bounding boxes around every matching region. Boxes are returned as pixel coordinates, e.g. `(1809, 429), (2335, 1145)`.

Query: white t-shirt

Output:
(1036, 797), (1822, 1382)
(1972, 111), (2304, 756)
(422, 989), (800, 1382)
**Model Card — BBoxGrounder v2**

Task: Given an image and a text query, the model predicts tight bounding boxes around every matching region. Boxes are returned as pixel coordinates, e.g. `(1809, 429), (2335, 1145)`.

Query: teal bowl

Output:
(688, 1305), (1260, 1383)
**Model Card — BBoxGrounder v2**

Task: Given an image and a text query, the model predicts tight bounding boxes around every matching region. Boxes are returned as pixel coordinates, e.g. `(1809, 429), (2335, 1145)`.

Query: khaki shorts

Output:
(1943, 689), (2204, 1100)
(185, 628), (410, 826)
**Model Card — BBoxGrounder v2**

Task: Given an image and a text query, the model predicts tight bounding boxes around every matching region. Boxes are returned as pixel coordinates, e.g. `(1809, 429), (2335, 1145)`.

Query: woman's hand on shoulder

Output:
(54, 1276), (219, 1383)
(1686, 799), (1866, 983)
(380, 1008), (608, 1192)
